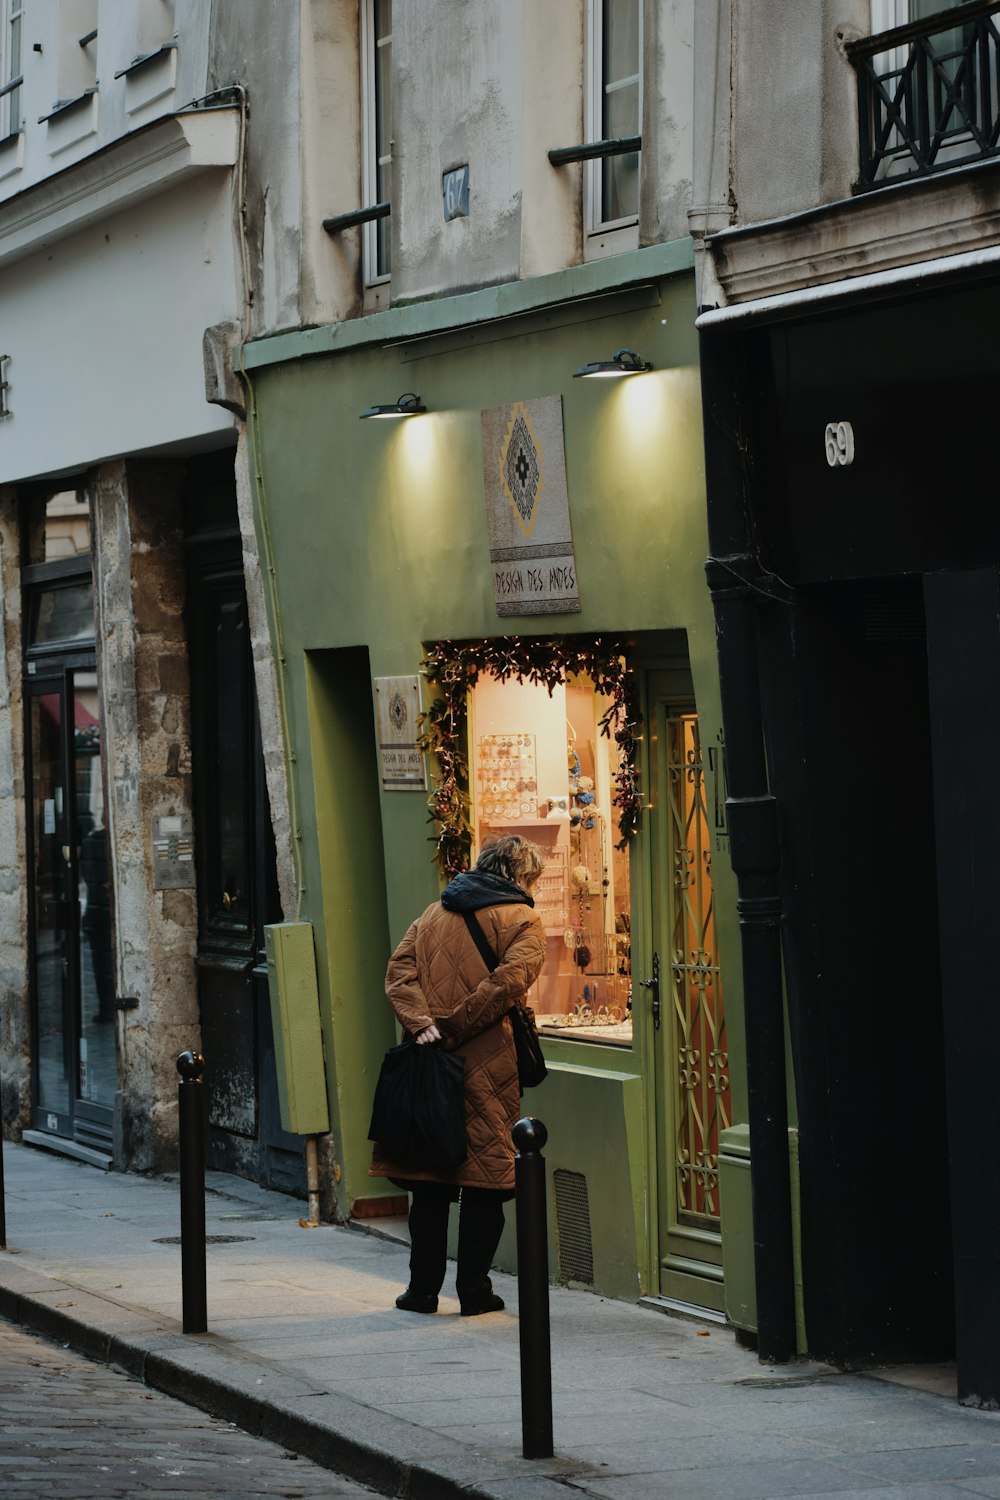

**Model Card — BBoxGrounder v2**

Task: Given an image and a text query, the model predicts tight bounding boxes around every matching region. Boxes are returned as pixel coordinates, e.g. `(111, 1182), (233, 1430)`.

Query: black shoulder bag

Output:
(460, 910), (547, 1089)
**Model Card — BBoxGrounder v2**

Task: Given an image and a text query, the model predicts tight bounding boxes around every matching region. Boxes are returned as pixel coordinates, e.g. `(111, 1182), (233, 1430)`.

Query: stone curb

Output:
(0, 1272), (580, 1500)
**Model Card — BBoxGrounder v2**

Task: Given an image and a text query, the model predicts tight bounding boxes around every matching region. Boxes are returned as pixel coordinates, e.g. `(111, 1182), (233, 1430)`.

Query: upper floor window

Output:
(591, 0), (641, 226)
(852, 0), (1000, 188)
(0, 1), (23, 140)
(545, 0), (643, 261)
(584, 0), (641, 256)
(361, 0), (391, 282)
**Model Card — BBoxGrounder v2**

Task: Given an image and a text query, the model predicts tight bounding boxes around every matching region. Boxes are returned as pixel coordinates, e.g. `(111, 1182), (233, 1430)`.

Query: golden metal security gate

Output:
(666, 712), (730, 1228)
(646, 675), (730, 1310)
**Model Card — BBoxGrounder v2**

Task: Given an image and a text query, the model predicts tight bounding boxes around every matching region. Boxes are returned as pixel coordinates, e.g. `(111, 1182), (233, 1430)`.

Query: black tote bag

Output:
(368, 1039), (467, 1174)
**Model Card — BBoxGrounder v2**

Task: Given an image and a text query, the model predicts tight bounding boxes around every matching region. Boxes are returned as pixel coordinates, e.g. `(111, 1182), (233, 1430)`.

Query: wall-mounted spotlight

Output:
(572, 348), (653, 379)
(359, 391), (427, 419)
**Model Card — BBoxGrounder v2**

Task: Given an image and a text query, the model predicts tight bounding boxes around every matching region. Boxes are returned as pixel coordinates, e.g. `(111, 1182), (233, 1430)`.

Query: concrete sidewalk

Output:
(1, 1141), (999, 1500)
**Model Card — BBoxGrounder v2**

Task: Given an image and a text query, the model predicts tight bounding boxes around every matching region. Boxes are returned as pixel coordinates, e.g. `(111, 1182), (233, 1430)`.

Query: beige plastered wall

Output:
(728, 0), (867, 224)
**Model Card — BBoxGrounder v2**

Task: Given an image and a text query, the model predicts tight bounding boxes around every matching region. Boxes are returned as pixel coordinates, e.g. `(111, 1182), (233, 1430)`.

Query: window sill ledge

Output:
(114, 42), (177, 81)
(38, 87), (98, 126)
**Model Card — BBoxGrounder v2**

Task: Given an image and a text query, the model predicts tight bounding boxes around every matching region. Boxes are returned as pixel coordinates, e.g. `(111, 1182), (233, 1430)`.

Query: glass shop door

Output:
(26, 661), (116, 1154)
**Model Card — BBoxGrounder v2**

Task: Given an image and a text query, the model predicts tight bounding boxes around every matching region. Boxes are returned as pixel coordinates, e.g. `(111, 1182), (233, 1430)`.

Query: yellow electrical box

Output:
(264, 922), (330, 1136)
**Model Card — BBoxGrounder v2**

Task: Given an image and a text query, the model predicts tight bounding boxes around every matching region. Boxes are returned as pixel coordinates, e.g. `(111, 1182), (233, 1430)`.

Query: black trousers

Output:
(406, 1182), (508, 1302)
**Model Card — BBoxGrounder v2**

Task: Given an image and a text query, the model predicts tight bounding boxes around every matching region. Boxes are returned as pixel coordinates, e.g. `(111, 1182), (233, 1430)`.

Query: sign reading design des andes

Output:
(374, 675), (427, 792)
(481, 395), (580, 617)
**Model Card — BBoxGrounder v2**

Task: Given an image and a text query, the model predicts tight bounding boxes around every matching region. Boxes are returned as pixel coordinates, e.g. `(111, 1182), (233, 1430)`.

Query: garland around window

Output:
(418, 636), (643, 879)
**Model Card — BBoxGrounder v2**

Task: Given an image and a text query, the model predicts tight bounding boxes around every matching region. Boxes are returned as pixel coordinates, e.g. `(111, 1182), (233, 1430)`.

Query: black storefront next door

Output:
(186, 469), (305, 1196)
(26, 656), (116, 1159)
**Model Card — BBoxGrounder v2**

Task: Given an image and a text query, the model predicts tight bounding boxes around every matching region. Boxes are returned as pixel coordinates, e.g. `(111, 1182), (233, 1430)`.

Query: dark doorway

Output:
(185, 456), (304, 1194)
(23, 490), (116, 1162)
(759, 577), (953, 1366)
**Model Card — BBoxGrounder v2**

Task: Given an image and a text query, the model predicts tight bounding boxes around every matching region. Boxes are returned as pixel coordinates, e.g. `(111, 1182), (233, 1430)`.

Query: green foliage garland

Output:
(418, 636), (643, 879)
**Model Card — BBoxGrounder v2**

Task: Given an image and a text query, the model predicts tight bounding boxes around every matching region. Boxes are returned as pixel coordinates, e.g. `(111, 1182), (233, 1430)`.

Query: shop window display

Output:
(471, 673), (632, 1045)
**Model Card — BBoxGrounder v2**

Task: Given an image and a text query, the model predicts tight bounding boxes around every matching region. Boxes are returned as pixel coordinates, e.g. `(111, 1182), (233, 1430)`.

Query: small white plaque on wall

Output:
(481, 395), (581, 617)
(374, 676), (427, 791)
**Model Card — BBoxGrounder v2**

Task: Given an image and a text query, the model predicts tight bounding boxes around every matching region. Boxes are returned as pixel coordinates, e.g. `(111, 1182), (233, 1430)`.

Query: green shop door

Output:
(645, 672), (731, 1312)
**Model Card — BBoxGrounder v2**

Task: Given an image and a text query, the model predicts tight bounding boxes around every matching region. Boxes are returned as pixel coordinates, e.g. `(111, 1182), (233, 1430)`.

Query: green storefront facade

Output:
(240, 240), (755, 1314)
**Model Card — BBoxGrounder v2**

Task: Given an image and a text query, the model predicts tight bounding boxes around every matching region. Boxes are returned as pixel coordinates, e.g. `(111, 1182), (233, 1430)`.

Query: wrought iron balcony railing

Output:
(847, 0), (1000, 190)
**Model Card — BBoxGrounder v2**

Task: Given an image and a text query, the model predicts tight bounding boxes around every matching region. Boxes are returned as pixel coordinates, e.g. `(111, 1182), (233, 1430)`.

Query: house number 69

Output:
(824, 421), (855, 467)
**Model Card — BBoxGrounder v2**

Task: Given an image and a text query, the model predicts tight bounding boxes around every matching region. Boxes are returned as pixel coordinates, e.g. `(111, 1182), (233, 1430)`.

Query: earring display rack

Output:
(477, 733), (537, 821)
(474, 716), (632, 1047)
(533, 847), (569, 935)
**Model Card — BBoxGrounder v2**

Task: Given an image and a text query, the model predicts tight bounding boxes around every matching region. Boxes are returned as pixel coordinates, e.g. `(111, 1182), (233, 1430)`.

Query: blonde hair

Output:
(475, 833), (545, 891)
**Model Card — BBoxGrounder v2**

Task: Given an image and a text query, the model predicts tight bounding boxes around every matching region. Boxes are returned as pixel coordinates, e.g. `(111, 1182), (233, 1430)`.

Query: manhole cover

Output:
(152, 1235), (253, 1245)
(732, 1374), (828, 1390)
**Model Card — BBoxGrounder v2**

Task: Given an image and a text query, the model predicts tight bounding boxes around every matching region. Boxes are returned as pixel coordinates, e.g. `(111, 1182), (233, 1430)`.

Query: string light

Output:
(418, 635), (644, 877)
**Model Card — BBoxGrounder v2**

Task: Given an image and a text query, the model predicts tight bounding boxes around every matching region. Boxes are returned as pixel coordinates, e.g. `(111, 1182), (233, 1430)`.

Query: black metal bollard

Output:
(176, 1050), (207, 1334)
(512, 1116), (553, 1460)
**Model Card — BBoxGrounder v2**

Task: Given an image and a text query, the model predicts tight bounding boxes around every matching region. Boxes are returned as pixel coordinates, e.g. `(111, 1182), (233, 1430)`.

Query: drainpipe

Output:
(700, 328), (797, 1364)
(305, 1136), (321, 1226)
(688, 0), (734, 311)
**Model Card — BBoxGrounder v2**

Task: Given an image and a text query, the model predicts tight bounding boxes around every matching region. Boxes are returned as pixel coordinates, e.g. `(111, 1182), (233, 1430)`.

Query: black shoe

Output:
(460, 1290), (505, 1316)
(395, 1288), (438, 1314)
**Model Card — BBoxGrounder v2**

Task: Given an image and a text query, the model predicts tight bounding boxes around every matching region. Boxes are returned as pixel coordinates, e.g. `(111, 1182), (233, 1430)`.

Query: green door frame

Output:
(635, 662), (729, 1312)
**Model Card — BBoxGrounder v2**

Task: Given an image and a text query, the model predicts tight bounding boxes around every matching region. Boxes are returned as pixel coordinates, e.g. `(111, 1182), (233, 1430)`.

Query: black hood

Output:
(440, 869), (534, 913)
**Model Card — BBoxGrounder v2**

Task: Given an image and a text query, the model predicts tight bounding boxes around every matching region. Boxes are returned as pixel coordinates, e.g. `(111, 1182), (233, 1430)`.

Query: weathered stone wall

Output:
(92, 460), (200, 1172)
(234, 427), (297, 920)
(0, 487), (29, 1137)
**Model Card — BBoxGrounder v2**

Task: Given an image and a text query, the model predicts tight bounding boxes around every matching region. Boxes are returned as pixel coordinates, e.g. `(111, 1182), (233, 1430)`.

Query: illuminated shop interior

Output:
(470, 670), (632, 1045)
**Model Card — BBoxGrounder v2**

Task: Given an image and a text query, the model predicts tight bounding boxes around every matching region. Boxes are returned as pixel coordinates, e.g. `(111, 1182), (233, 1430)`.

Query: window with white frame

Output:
(586, 0), (641, 241)
(361, 0), (391, 282)
(0, 1), (23, 140)
(860, 0), (990, 185)
(871, 0), (969, 29)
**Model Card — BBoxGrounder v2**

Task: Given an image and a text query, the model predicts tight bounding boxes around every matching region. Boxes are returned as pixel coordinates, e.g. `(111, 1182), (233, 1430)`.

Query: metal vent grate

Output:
(553, 1168), (594, 1285)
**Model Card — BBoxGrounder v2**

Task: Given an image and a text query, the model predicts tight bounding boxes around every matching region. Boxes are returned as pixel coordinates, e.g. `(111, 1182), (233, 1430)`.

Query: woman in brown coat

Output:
(371, 834), (546, 1315)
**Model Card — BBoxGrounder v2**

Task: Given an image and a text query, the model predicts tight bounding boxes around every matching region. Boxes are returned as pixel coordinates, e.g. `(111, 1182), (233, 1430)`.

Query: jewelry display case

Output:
(472, 675), (632, 1046)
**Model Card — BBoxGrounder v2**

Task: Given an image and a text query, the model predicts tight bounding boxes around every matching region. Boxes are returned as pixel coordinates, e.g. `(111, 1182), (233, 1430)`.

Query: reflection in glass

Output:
(602, 0), (641, 222)
(214, 598), (250, 923)
(4, 3), (21, 141)
(29, 581), (95, 648)
(30, 674), (117, 1123)
(44, 489), (91, 560)
(76, 680), (115, 1109)
(374, 0), (392, 276)
(31, 694), (70, 1117)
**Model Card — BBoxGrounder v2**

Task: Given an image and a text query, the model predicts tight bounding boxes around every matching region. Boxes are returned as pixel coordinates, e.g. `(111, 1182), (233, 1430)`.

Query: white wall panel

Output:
(0, 169), (238, 483)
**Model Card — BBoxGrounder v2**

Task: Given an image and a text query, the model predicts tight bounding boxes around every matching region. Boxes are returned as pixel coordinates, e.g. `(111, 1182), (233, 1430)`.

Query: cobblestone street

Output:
(0, 1319), (375, 1499)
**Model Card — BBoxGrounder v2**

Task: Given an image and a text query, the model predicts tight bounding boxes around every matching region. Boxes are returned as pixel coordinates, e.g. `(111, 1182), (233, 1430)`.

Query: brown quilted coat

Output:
(369, 899), (546, 1191)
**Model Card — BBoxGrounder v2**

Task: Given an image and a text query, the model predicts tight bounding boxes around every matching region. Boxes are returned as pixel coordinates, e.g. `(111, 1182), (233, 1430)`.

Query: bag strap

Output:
(460, 909), (499, 973)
